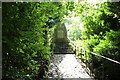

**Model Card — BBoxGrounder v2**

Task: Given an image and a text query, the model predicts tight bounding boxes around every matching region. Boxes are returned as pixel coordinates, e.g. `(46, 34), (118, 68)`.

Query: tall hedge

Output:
(2, 2), (71, 79)
(69, 1), (120, 80)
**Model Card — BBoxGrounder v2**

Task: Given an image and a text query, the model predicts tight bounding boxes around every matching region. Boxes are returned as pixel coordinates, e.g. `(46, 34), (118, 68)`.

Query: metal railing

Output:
(70, 40), (120, 64)
(69, 41), (120, 80)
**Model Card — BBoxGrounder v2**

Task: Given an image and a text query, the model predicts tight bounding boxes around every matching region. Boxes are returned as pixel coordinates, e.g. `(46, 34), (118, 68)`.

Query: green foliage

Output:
(63, 17), (82, 41)
(83, 35), (100, 51)
(2, 1), (120, 80)
(81, 2), (120, 80)
(68, 1), (120, 80)
(2, 2), (71, 79)
(94, 30), (120, 60)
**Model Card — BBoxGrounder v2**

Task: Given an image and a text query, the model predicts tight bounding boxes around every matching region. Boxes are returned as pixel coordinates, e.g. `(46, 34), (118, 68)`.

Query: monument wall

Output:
(53, 22), (69, 43)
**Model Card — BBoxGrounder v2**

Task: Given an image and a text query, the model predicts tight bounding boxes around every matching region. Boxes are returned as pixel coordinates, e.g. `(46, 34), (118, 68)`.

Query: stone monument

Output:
(53, 22), (69, 43)
(53, 22), (74, 54)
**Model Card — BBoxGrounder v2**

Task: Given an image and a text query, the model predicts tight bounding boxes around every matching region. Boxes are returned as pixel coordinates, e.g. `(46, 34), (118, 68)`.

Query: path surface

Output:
(46, 54), (93, 80)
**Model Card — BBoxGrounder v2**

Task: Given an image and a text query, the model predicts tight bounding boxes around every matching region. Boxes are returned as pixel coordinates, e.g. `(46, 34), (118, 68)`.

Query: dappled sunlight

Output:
(63, 16), (82, 41)
(58, 54), (91, 78)
(47, 54), (93, 79)
(3, 1), (120, 80)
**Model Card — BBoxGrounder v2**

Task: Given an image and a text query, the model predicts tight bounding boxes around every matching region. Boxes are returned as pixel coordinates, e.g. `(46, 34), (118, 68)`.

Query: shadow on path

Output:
(46, 54), (94, 80)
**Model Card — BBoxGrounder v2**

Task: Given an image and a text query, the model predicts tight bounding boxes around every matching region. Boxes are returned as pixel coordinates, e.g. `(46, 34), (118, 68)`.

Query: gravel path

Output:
(46, 54), (94, 80)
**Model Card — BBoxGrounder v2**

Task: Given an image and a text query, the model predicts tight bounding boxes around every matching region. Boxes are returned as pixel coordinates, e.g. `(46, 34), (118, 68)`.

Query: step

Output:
(54, 49), (74, 53)
(54, 52), (75, 54)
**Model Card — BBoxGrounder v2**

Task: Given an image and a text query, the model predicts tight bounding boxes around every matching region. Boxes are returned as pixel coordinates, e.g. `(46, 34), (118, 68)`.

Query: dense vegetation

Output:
(2, 1), (120, 80)
(2, 2), (73, 79)
(66, 1), (120, 80)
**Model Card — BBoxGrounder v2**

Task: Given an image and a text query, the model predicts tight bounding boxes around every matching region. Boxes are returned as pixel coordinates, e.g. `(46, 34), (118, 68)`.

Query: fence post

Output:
(80, 48), (82, 59)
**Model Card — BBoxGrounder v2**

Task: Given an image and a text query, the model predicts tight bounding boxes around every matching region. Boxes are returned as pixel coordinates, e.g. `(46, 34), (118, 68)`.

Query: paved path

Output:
(46, 54), (94, 80)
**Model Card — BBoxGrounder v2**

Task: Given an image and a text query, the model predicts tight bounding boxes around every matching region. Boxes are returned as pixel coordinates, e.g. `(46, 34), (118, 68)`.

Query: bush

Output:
(2, 2), (70, 79)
